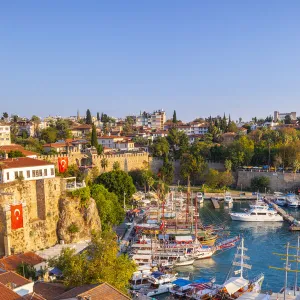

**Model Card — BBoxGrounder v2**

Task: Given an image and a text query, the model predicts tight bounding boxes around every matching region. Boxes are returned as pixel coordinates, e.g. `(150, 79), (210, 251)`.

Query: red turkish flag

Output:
(58, 157), (68, 173)
(11, 204), (23, 230)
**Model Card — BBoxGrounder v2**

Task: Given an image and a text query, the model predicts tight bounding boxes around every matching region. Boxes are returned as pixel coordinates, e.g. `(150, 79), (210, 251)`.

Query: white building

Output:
(176, 122), (209, 136)
(136, 110), (166, 130)
(97, 135), (135, 151)
(0, 125), (11, 146)
(274, 111), (296, 122)
(0, 157), (55, 184)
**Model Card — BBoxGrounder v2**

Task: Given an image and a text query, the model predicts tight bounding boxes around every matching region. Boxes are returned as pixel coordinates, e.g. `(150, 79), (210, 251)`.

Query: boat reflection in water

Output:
(235, 221), (283, 236)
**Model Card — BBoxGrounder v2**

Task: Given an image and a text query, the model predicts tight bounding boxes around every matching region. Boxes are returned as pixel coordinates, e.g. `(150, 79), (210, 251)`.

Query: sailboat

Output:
(216, 238), (264, 299)
(270, 236), (300, 298)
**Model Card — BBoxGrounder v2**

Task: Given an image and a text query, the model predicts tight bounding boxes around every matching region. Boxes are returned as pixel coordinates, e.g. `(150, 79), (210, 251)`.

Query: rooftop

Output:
(0, 282), (21, 300)
(0, 271), (31, 288)
(0, 145), (38, 157)
(0, 157), (54, 170)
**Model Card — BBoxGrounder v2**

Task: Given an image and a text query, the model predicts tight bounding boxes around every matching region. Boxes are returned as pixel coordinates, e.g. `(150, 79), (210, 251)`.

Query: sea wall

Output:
(237, 170), (300, 192)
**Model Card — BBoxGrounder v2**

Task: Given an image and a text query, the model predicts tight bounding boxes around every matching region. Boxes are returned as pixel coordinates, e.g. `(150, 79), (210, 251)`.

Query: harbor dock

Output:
(211, 198), (220, 209)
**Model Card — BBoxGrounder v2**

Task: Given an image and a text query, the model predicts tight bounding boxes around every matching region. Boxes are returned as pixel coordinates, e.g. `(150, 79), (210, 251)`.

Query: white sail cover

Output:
(175, 235), (193, 242)
(238, 292), (269, 300)
(223, 277), (249, 295)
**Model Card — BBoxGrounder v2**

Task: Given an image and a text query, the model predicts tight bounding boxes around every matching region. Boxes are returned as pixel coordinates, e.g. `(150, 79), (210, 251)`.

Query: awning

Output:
(175, 235), (193, 242)
(172, 278), (192, 287)
(223, 277), (249, 295)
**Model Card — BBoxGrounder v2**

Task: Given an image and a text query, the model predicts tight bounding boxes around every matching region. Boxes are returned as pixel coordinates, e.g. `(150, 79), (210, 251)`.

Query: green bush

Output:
(68, 223), (79, 234)
(250, 176), (270, 192)
(71, 187), (90, 207)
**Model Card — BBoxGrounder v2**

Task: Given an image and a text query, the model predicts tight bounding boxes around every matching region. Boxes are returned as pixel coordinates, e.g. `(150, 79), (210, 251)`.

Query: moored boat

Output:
(230, 207), (283, 222)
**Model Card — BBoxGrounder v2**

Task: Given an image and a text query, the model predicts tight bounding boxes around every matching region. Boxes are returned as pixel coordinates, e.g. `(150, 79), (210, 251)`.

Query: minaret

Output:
(77, 110), (80, 121)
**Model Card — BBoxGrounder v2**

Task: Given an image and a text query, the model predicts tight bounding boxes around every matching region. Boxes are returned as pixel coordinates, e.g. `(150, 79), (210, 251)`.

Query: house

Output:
(16, 121), (36, 137)
(34, 282), (130, 300)
(221, 132), (237, 145)
(0, 252), (44, 272)
(0, 124), (11, 146)
(114, 140), (135, 151)
(0, 144), (38, 158)
(136, 110), (166, 130)
(71, 124), (92, 138)
(43, 139), (88, 154)
(274, 111), (296, 122)
(0, 157), (55, 184)
(237, 127), (248, 135)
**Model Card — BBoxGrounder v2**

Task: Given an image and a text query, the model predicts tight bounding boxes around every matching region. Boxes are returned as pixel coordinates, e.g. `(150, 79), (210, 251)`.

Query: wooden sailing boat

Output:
(270, 236), (300, 299)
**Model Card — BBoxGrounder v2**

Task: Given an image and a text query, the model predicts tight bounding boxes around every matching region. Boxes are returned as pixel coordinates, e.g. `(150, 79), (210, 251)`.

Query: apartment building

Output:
(136, 110), (166, 130)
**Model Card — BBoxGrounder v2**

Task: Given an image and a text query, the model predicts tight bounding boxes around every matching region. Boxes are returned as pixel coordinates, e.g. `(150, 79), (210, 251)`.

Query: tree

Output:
(55, 119), (71, 139)
(284, 114), (292, 124)
(224, 159), (232, 172)
(97, 112), (100, 121)
(250, 176), (270, 192)
(16, 263), (37, 280)
(91, 125), (98, 148)
(100, 157), (108, 171)
(86, 109), (92, 125)
(113, 161), (121, 171)
(3, 112), (8, 119)
(12, 115), (18, 123)
(40, 127), (58, 143)
(8, 150), (25, 158)
(49, 231), (136, 293)
(97, 144), (103, 155)
(123, 116), (135, 135)
(227, 121), (238, 133)
(96, 170), (136, 202)
(159, 158), (174, 185)
(172, 110), (177, 123)
(150, 137), (169, 158)
(91, 184), (124, 230)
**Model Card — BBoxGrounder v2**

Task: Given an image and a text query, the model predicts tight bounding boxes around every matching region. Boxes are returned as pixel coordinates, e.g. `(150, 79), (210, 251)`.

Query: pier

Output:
(211, 198), (220, 209)
(264, 198), (299, 229)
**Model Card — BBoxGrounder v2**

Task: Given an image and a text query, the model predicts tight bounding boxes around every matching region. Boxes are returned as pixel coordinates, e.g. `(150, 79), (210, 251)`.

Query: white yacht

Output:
(197, 192), (204, 204)
(230, 207), (283, 222)
(275, 197), (287, 207)
(224, 192), (233, 205)
(173, 256), (195, 267)
(286, 193), (299, 208)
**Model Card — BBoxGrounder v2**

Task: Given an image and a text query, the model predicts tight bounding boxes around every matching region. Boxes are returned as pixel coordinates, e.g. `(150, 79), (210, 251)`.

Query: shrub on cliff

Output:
(90, 184), (124, 231)
(250, 176), (270, 192)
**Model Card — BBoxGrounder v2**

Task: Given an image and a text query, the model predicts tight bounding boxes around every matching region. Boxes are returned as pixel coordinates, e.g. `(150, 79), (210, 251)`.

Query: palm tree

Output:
(100, 157), (108, 171)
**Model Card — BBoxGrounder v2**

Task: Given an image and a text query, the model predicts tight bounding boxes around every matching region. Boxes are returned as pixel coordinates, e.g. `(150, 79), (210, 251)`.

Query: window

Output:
(6, 173), (9, 180)
(51, 168), (54, 176)
(27, 170), (30, 178)
(250, 212), (256, 215)
(44, 169), (47, 176)
(257, 213), (267, 216)
(19, 171), (23, 178)
(32, 170), (36, 177)
(14, 171), (18, 179)
(38, 169), (42, 177)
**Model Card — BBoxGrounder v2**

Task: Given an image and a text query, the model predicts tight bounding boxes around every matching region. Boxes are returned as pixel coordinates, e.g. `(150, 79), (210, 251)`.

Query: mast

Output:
(295, 236), (300, 296)
(285, 243), (290, 300)
(186, 176), (190, 225)
(241, 238), (244, 278)
(232, 238), (251, 279)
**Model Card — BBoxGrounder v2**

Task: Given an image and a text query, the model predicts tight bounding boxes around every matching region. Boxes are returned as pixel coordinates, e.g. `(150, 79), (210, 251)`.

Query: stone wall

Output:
(0, 177), (100, 257)
(237, 170), (300, 192)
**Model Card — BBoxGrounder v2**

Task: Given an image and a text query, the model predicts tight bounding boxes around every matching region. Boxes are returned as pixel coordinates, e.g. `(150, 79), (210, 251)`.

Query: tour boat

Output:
(286, 193), (299, 208)
(173, 256), (195, 267)
(224, 193), (233, 205)
(230, 207), (283, 222)
(185, 279), (218, 299)
(216, 238), (264, 299)
(170, 278), (193, 297)
(197, 192), (204, 205)
(130, 269), (152, 290)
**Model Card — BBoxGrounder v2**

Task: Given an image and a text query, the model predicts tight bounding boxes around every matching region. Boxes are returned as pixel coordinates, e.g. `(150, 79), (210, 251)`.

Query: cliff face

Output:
(57, 196), (101, 244)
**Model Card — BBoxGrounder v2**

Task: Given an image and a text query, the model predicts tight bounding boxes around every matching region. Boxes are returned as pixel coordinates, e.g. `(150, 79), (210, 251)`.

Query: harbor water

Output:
(168, 200), (300, 294)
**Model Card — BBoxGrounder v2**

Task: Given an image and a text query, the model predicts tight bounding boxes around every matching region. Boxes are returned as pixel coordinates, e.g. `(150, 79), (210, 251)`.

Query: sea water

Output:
(166, 200), (300, 294)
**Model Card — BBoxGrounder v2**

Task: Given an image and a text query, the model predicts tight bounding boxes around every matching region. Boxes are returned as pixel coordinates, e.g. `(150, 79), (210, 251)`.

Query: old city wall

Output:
(237, 170), (300, 192)
(0, 178), (62, 256)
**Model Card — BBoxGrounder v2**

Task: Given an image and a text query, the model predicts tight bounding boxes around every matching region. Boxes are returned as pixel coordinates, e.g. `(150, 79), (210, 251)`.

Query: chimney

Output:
(4, 152), (8, 159)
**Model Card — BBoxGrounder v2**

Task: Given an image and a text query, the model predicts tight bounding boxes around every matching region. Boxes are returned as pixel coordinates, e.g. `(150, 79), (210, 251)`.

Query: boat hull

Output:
(230, 213), (283, 222)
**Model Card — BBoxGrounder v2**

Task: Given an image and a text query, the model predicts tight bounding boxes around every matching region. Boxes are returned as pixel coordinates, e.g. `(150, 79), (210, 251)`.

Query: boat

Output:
(173, 256), (195, 267)
(170, 278), (193, 297)
(286, 193), (299, 208)
(224, 192), (233, 205)
(130, 269), (152, 290)
(274, 197), (287, 207)
(138, 271), (177, 297)
(197, 192), (204, 205)
(216, 238), (264, 299)
(230, 207), (283, 222)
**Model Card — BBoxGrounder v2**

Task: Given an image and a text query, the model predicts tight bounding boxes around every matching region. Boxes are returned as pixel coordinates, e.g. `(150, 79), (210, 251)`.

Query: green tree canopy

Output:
(172, 110), (177, 123)
(96, 170), (136, 202)
(91, 125), (98, 148)
(150, 137), (169, 158)
(40, 127), (58, 143)
(86, 109), (92, 125)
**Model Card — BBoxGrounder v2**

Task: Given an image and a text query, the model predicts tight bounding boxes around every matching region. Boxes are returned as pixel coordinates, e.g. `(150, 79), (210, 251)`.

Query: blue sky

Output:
(1, 1), (300, 122)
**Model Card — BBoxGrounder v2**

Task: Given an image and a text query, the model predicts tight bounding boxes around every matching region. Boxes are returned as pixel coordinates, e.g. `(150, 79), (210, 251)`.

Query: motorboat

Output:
(197, 192), (204, 204)
(169, 278), (193, 297)
(173, 256), (195, 267)
(286, 193), (299, 208)
(274, 197), (287, 207)
(130, 269), (152, 290)
(224, 192), (233, 205)
(230, 207), (283, 222)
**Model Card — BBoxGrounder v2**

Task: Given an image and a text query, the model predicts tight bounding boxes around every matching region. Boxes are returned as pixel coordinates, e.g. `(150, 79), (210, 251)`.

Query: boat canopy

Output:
(151, 271), (165, 278)
(172, 278), (192, 287)
(132, 254), (152, 259)
(175, 235), (193, 242)
(223, 277), (249, 295)
(193, 278), (211, 284)
(238, 292), (269, 300)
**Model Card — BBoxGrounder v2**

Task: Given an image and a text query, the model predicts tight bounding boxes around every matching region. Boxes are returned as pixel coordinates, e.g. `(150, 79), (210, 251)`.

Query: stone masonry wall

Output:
(237, 170), (300, 192)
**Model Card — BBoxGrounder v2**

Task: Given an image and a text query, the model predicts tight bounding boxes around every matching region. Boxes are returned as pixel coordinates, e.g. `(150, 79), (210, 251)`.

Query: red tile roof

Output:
(0, 282), (21, 300)
(0, 157), (54, 170)
(23, 293), (46, 300)
(34, 282), (68, 300)
(0, 252), (44, 271)
(0, 145), (38, 157)
(0, 271), (31, 288)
